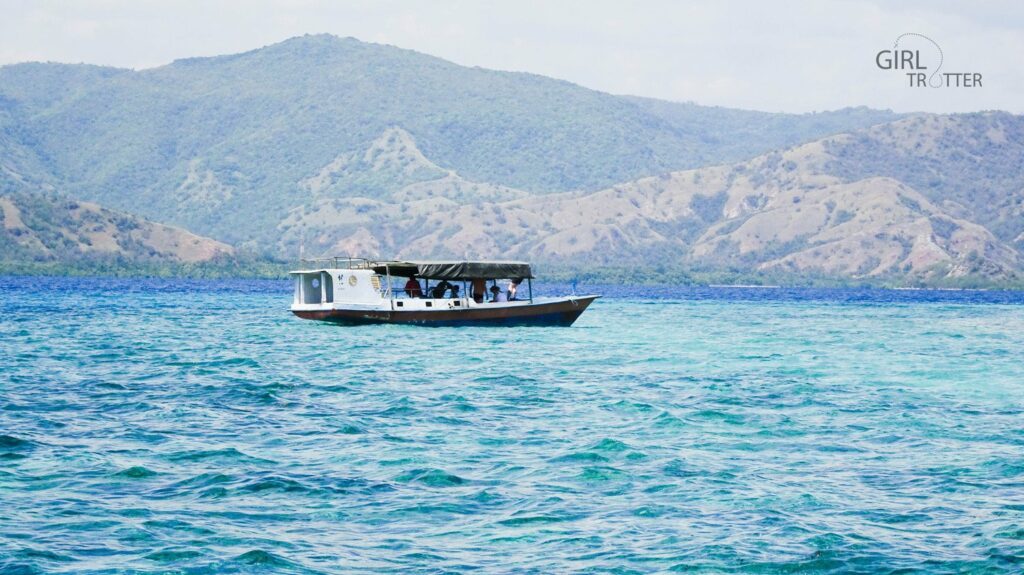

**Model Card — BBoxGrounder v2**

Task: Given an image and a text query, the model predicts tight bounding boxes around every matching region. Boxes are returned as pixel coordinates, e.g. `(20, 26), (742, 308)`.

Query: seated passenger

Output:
(450, 284), (461, 298)
(431, 280), (452, 299)
(490, 284), (507, 303)
(404, 277), (422, 298)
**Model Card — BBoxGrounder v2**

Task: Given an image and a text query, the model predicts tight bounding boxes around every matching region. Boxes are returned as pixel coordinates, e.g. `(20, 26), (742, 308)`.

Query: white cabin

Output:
(290, 258), (533, 313)
(293, 267), (382, 307)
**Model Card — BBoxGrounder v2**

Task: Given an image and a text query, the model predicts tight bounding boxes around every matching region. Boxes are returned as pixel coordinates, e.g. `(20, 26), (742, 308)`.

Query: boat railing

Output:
(296, 256), (534, 303)
(298, 256), (376, 270)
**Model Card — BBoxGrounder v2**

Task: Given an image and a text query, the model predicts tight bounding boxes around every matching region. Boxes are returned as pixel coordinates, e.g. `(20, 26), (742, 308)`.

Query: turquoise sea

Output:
(2, 276), (1024, 574)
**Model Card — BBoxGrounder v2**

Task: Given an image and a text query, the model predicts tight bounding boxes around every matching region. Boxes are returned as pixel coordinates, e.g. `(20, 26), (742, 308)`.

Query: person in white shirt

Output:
(490, 284), (508, 302)
(508, 280), (520, 300)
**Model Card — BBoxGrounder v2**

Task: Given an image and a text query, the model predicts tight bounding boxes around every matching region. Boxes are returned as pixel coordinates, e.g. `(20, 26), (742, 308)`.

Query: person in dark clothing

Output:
(404, 277), (422, 298)
(431, 280), (452, 298)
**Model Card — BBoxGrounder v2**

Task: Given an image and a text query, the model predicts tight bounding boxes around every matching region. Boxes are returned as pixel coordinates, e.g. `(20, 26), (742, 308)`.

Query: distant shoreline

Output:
(3, 261), (1023, 291)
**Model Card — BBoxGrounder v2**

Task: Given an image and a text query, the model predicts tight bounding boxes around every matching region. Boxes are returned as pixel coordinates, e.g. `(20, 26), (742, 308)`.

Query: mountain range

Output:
(280, 114), (1024, 283)
(0, 190), (232, 271)
(1, 34), (1022, 285)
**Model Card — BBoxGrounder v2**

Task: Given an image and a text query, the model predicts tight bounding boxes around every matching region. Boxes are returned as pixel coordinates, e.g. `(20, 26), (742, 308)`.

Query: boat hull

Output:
(292, 296), (599, 326)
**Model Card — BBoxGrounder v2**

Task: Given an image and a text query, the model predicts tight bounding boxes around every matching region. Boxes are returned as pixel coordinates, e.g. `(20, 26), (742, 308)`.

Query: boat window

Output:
(453, 301), (461, 306)
(396, 301), (404, 307)
(425, 301), (433, 308)
(301, 273), (323, 304)
(322, 273), (334, 303)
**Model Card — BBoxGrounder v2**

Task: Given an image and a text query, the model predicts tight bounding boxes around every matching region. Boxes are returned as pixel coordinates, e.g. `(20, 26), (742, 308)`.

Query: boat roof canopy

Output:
(372, 260), (533, 280)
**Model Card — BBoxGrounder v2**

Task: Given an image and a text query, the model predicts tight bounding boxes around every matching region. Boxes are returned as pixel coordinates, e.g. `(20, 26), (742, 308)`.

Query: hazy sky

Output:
(2, 0), (1021, 114)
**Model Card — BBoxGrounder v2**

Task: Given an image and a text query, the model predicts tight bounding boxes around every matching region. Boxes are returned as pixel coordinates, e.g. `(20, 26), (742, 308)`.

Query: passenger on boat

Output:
(471, 278), (486, 303)
(508, 279), (521, 301)
(490, 284), (507, 303)
(404, 277), (423, 298)
(431, 280), (452, 299)
(450, 284), (461, 298)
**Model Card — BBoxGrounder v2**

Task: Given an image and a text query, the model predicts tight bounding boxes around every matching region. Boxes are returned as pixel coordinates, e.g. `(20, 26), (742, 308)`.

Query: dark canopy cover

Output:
(373, 261), (533, 280)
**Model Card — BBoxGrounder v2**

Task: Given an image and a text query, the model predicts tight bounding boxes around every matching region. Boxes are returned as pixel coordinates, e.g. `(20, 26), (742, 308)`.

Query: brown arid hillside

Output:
(0, 191), (234, 265)
(280, 114), (1024, 284)
(821, 112), (1024, 245)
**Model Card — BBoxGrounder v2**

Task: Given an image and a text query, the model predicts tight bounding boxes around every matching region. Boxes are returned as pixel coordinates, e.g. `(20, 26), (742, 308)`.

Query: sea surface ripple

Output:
(2, 277), (1024, 574)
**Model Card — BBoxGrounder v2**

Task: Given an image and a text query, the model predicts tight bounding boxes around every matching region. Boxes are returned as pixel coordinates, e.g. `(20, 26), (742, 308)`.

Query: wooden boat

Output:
(290, 258), (599, 326)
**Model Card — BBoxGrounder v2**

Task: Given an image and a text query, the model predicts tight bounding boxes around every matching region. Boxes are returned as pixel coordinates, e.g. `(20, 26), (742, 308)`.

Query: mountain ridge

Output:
(281, 116), (1022, 282)
(2, 35), (1021, 285)
(0, 34), (901, 249)
(0, 190), (233, 266)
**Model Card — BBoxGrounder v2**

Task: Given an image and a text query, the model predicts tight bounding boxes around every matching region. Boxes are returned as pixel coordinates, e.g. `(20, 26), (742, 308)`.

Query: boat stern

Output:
(289, 267), (385, 314)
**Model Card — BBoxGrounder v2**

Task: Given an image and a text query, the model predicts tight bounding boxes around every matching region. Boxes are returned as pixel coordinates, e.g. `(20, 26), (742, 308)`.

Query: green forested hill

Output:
(0, 34), (899, 249)
(0, 95), (54, 194)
